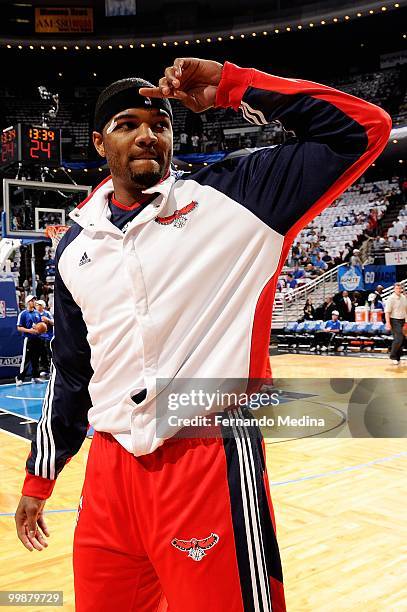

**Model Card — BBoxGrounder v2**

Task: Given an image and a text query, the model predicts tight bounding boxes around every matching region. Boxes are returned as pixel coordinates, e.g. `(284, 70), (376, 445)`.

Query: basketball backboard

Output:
(2, 179), (92, 240)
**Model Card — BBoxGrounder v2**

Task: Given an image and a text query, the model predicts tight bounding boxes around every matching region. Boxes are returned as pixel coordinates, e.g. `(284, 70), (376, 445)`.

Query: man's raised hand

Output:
(139, 57), (223, 113)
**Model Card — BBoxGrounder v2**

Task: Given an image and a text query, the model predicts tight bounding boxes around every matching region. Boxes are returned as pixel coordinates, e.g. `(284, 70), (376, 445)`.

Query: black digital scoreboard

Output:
(0, 124), (61, 166)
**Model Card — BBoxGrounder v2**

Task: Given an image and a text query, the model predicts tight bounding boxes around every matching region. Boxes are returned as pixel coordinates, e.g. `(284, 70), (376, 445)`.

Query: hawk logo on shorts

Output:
(155, 201), (198, 228)
(171, 533), (219, 561)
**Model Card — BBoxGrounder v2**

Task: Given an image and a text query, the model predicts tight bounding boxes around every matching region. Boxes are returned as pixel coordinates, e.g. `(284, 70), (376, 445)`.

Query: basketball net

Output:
(45, 225), (70, 250)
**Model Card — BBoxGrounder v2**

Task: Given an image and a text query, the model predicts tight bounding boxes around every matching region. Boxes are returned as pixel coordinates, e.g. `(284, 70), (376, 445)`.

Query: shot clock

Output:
(0, 124), (61, 166)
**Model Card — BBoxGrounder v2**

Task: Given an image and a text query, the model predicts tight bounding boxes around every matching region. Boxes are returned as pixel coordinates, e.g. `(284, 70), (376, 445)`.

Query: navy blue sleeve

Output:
(191, 62), (391, 237)
(23, 224), (93, 499)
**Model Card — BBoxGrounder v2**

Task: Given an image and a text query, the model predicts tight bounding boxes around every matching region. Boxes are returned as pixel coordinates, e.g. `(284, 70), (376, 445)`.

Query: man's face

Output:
(93, 107), (173, 190)
(27, 299), (35, 310)
(37, 304), (44, 312)
(395, 284), (402, 295)
(343, 291), (348, 298)
(332, 314), (338, 321)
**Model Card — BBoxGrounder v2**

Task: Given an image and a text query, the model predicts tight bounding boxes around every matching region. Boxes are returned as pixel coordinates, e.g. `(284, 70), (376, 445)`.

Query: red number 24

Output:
(30, 140), (51, 159)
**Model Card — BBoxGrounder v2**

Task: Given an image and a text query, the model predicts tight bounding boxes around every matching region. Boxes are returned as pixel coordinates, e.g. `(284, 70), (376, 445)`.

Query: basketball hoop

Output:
(45, 225), (70, 250)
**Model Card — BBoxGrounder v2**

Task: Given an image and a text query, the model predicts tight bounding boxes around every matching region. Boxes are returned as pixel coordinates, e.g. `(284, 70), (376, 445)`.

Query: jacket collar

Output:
(69, 171), (176, 232)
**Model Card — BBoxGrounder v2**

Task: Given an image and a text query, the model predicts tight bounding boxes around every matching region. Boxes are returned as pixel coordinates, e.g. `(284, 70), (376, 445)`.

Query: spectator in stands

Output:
(350, 249), (363, 268)
(401, 234), (407, 249)
(385, 282), (407, 365)
(388, 218), (405, 239)
(321, 251), (333, 266)
(372, 285), (384, 310)
(333, 216), (343, 227)
(342, 216), (352, 226)
(389, 235), (402, 250)
(191, 134), (200, 151)
(314, 254), (328, 274)
(286, 273), (297, 289)
(304, 263), (318, 279)
(317, 295), (336, 321)
(179, 131), (188, 153)
(367, 207), (378, 235)
(310, 310), (342, 352)
(341, 242), (352, 262)
(303, 297), (315, 321)
(337, 290), (354, 321)
(293, 264), (305, 279)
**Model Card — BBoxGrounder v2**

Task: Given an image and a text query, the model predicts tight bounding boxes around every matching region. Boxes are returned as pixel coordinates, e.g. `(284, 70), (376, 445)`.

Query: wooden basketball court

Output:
(0, 354), (406, 611)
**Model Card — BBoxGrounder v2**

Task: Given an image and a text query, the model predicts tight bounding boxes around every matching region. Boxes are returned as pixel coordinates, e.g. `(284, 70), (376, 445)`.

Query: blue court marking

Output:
(0, 381), (47, 421)
(269, 451), (407, 486)
(1, 451), (406, 517)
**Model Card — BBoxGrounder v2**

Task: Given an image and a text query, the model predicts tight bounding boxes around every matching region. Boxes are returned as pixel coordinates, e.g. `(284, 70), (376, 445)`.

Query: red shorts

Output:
(73, 410), (286, 611)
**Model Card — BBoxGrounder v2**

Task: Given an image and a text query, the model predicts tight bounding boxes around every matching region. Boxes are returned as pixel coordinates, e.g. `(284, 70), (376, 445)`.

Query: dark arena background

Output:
(0, 1), (406, 610)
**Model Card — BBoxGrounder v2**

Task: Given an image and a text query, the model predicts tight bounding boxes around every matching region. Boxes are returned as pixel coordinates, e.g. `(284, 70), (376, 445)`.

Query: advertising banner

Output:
(0, 275), (23, 379)
(35, 7), (93, 33)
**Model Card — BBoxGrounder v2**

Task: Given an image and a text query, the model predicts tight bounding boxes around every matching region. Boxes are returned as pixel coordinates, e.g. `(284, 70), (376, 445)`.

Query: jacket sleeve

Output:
(22, 243), (93, 499)
(195, 61), (391, 239)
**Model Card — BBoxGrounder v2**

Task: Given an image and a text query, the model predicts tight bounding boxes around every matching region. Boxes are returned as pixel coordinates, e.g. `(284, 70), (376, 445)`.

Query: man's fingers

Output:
(37, 514), (50, 537)
(173, 58), (185, 78)
(139, 86), (164, 98)
(15, 520), (34, 551)
(25, 525), (46, 551)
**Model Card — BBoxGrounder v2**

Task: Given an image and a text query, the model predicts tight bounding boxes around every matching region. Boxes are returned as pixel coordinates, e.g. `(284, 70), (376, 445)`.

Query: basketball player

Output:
(15, 58), (391, 611)
(35, 299), (54, 375)
(15, 295), (42, 386)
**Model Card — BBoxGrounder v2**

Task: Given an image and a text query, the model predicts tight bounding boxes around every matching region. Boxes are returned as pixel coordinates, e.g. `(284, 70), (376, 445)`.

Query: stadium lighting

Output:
(381, 6), (387, 10)
(18, 45), (22, 49)
(196, 39), (201, 43)
(129, 44), (134, 48)
(251, 32), (256, 36)
(75, 45), (79, 50)
(108, 45), (113, 49)
(218, 37), (223, 41)
(241, 33), (245, 37)
(29, 45), (34, 49)
(369, 10), (374, 13)
(262, 31), (267, 35)
(163, 42), (167, 46)
(184, 41), (189, 45)
(151, 43), (156, 47)
(97, 45), (102, 49)
(297, 25), (302, 29)
(84, 169), (88, 172)
(52, 46), (56, 50)
(309, 23), (314, 27)
(67, 169), (72, 173)
(85, 45), (91, 49)
(333, 17), (338, 22)
(321, 21), (325, 25)
(230, 35), (235, 39)
(286, 27), (291, 31)
(6, 44), (12, 48)
(140, 43), (145, 48)
(274, 29), (279, 33)
(58, 72), (62, 77)
(206, 38), (211, 42)
(63, 46), (68, 50)
(118, 44), (123, 49)
(357, 13), (362, 17)
(344, 15), (350, 20)
(40, 45), (45, 49)
(174, 41), (179, 45)
(393, 139), (398, 143)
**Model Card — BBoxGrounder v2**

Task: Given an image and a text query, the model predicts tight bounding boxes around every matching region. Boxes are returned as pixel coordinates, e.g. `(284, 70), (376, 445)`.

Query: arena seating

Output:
(277, 320), (397, 355)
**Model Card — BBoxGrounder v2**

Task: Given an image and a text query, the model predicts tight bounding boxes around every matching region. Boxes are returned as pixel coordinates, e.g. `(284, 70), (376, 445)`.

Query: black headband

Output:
(94, 77), (173, 133)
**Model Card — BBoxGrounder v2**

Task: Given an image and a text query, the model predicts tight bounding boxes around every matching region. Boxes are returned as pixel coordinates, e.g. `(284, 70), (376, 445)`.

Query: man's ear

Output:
(93, 131), (105, 158)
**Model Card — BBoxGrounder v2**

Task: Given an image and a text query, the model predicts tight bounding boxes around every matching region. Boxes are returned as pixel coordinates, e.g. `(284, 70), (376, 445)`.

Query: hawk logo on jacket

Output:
(155, 201), (198, 228)
(171, 532), (219, 561)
